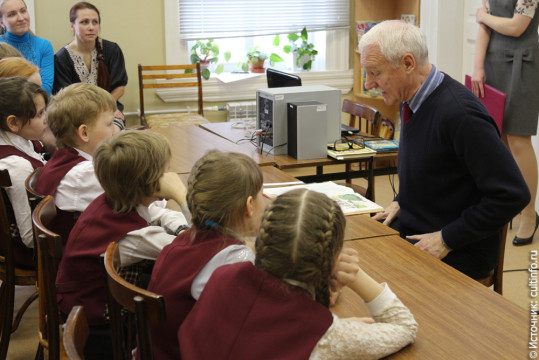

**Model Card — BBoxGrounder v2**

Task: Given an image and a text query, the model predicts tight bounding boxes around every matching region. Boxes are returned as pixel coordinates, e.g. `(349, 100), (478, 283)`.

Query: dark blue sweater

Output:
(396, 74), (530, 278)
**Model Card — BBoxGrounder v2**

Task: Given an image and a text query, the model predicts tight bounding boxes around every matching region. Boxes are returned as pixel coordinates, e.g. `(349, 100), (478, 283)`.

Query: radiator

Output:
(226, 101), (257, 122)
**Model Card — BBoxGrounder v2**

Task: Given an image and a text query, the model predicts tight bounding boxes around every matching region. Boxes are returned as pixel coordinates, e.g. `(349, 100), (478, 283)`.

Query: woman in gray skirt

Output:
(472, 0), (539, 246)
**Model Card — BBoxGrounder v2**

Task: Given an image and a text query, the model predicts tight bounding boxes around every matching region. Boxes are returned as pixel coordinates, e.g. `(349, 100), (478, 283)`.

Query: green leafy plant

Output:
(238, 46), (284, 72)
(187, 39), (231, 80)
(278, 27), (318, 70)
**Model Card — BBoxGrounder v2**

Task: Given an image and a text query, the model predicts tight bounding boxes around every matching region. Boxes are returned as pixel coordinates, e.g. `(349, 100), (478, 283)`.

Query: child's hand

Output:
(155, 172), (187, 205)
(333, 248), (360, 288)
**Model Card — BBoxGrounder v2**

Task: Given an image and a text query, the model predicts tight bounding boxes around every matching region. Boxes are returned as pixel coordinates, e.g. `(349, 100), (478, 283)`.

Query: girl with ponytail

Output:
(180, 189), (418, 360)
(53, 2), (127, 131)
(146, 149), (265, 360)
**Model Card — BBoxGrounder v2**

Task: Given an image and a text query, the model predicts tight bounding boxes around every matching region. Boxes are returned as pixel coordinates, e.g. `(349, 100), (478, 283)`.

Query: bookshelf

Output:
(353, 0), (421, 123)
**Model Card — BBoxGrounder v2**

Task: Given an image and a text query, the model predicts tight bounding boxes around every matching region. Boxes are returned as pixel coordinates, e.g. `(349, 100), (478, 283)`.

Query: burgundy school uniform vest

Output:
(34, 148), (87, 244)
(55, 193), (148, 325)
(0, 145), (44, 268)
(179, 262), (334, 360)
(146, 229), (242, 360)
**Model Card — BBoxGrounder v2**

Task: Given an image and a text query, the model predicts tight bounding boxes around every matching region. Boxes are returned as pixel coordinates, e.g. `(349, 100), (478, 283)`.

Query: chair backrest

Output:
(63, 305), (89, 360)
(32, 195), (63, 360)
(137, 63), (203, 127)
(342, 99), (381, 136)
(477, 223), (508, 295)
(104, 242), (166, 360)
(25, 166), (45, 216)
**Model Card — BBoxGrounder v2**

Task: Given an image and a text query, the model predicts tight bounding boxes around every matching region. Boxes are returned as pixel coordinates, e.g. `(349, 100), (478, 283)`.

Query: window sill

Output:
(155, 69), (353, 103)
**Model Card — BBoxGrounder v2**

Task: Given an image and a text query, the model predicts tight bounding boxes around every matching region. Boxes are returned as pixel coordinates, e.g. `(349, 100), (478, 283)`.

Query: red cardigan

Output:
(147, 229), (242, 360)
(179, 262), (334, 360)
(35, 147), (86, 243)
(56, 193), (147, 325)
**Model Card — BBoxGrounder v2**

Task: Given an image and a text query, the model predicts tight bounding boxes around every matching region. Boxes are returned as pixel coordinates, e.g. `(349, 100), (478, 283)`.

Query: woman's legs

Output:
(506, 134), (538, 239)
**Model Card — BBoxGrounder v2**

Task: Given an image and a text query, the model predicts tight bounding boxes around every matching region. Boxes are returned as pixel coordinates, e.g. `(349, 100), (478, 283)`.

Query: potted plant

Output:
(188, 39), (231, 79)
(282, 27), (318, 71)
(238, 46), (284, 73)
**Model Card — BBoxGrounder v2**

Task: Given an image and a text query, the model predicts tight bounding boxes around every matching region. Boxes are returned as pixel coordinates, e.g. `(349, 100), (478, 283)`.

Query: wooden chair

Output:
(63, 306), (89, 360)
(104, 242), (166, 360)
(0, 169), (39, 359)
(32, 195), (65, 359)
(137, 63), (209, 128)
(341, 99), (381, 201)
(25, 167), (45, 215)
(476, 223), (508, 295)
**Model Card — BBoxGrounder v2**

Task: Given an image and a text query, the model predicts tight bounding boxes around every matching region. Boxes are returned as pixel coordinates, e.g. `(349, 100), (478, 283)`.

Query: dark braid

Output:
(255, 189), (345, 307)
(95, 38), (110, 91)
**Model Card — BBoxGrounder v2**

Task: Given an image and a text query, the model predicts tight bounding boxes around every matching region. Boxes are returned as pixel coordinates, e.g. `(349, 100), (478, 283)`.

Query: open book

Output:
(263, 181), (383, 215)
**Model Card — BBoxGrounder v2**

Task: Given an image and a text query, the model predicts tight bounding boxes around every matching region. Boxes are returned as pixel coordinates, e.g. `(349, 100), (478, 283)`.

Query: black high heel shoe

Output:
(513, 212), (539, 246)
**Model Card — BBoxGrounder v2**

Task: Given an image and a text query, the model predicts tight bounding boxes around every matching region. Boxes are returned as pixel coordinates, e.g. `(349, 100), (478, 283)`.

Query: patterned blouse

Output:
(64, 45), (98, 86)
(486, 0), (539, 16)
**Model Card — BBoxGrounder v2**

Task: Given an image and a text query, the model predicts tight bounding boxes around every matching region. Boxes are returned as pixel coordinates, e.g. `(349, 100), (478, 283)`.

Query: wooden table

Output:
(199, 121), (397, 183)
(332, 235), (528, 359)
(175, 166), (397, 241)
(151, 124), (276, 173)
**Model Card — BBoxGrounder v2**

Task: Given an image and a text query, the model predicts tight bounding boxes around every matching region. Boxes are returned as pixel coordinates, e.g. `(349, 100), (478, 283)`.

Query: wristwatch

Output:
(174, 224), (190, 236)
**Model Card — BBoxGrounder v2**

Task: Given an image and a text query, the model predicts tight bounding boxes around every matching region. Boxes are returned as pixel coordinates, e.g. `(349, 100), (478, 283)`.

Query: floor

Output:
(4, 165), (537, 359)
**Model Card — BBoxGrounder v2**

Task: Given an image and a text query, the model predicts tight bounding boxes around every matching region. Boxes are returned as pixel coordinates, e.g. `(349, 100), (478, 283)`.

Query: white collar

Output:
(0, 130), (45, 162)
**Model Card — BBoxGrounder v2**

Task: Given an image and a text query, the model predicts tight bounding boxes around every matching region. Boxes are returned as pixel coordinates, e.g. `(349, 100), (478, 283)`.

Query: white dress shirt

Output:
(54, 148), (103, 212)
(117, 202), (190, 266)
(191, 244), (255, 300)
(0, 131), (45, 247)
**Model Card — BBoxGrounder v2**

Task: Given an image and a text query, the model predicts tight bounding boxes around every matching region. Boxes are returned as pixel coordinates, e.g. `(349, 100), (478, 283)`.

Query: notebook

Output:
(364, 140), (399, 153)
(327, 146), (376, 160)
(464, 75), (506, 134)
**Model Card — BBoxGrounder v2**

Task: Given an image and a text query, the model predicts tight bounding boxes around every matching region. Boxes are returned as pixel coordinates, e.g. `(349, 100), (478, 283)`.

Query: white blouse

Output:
(311, 284), (418, 360)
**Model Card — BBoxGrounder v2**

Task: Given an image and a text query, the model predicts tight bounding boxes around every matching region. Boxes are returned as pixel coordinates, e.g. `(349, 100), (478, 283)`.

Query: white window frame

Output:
(160, 0), (353, 103)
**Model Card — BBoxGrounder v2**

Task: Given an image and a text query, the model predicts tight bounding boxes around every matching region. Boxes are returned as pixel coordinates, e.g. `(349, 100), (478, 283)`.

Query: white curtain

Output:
(178, 0), (350, 40)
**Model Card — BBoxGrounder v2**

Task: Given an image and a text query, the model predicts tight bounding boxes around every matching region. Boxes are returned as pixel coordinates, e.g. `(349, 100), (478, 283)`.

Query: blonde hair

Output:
(358, 20), (429, 68)
(46, 83), (116, 149)
(187, 150), (263, 232)
(255, 189), (345, 307)
(94, 131), (171, 213)
(0, 57), (38, 78)
(0, 43), (21, 59)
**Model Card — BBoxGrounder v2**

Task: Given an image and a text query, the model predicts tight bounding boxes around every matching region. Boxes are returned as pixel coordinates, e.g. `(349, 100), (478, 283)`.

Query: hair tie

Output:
(204, 220), (217, 228)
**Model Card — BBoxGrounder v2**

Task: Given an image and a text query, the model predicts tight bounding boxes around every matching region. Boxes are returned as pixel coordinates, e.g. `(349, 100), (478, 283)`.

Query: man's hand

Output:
(372, 201), (400, 226)
(407, 231), (450, 259)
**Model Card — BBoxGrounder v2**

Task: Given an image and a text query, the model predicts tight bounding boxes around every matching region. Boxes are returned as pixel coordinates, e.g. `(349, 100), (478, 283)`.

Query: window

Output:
(177, 0), (349, 72)
(162, 0), (353, 102)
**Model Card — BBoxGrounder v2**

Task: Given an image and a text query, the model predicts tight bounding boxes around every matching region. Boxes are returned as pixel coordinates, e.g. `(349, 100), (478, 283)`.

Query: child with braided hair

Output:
(179, 189), (418, 360)
(146, 149), (265, 360)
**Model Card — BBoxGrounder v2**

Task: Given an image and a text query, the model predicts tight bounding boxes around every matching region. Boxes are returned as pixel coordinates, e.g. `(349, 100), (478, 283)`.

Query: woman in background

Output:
(54, 2), (127, 131)
(472, 0), (539, 246)
(0, 0), (54, 94)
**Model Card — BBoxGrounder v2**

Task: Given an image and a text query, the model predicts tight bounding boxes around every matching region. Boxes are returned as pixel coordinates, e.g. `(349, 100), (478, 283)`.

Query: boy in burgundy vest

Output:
(35, 83), (117, 242)
(56, 131), (190, 360)
(0, 77), (48, 268)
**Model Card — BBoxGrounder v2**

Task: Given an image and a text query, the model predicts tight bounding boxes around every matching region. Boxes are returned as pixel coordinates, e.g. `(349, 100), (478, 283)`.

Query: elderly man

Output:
(361, 20), (530, 279)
